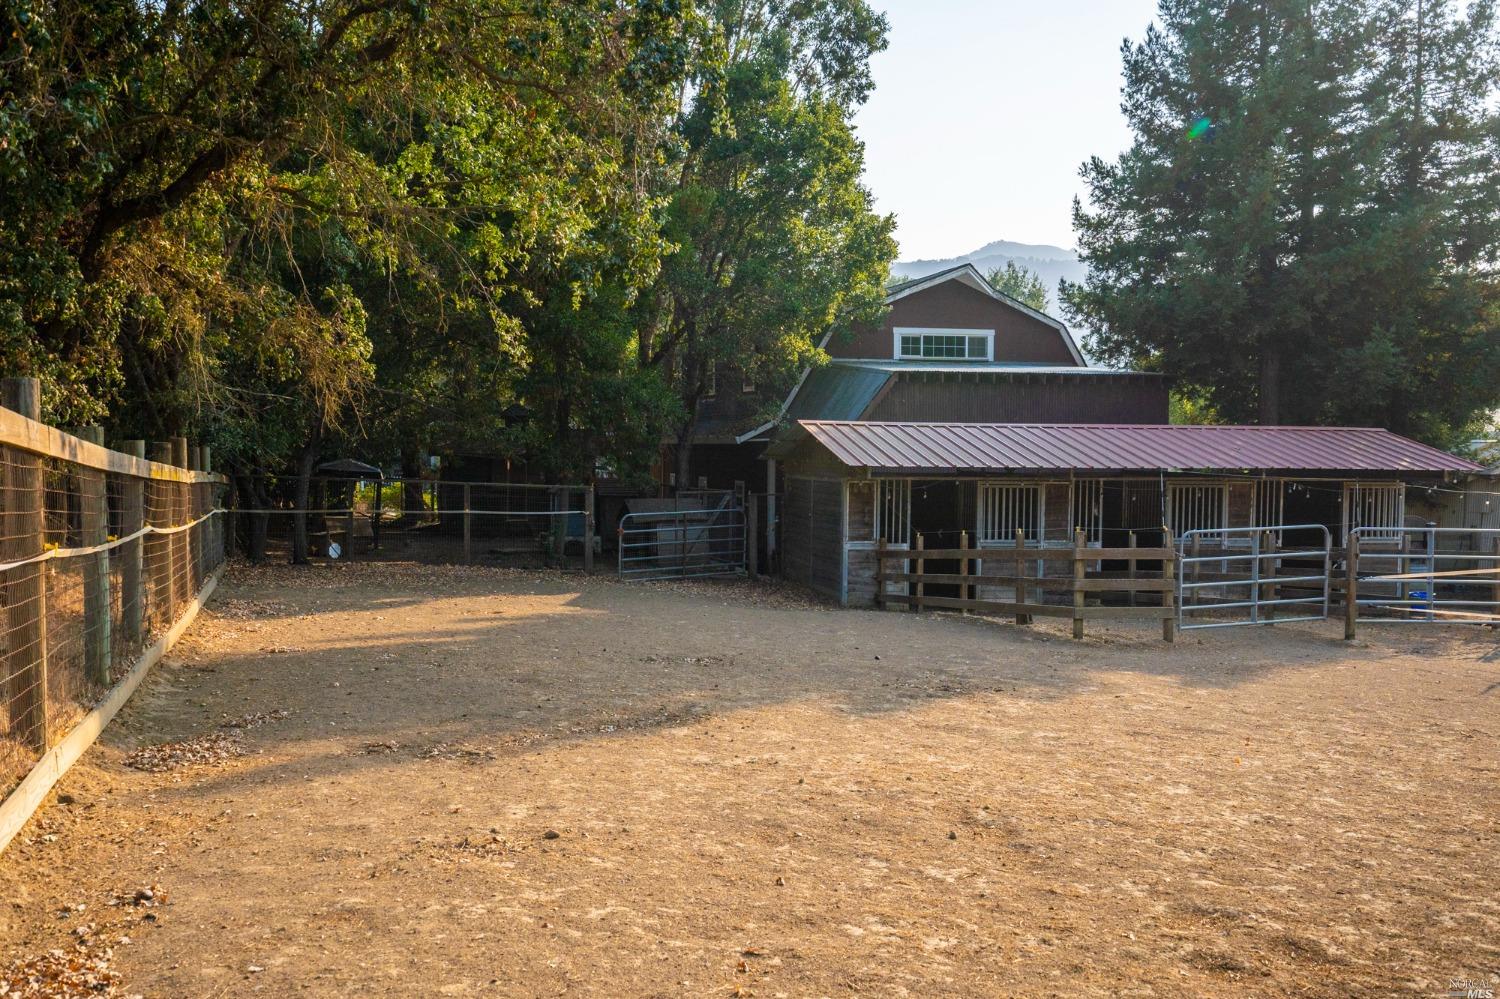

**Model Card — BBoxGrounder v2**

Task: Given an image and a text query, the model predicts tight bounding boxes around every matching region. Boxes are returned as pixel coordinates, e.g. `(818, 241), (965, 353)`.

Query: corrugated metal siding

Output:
(786, 365), (891, 422)
(797, 421), (1482, 475)
(866, 371), (1169, 424)
(781, 476), (845, 601)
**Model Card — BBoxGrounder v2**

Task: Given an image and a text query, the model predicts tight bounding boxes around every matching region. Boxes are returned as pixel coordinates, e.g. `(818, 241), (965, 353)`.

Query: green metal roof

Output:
(785, 364), (892, 422)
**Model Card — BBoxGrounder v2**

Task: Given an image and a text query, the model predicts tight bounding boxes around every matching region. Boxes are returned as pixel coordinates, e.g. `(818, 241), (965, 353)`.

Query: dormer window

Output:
(894, 327), (994, 361)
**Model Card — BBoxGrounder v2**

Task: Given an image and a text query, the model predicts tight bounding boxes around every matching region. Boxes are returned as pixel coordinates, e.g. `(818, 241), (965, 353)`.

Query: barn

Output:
(769, 420), (1482, 605)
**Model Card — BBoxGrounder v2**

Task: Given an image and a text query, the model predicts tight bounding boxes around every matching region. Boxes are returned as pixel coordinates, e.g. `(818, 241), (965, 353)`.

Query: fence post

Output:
(1262, 530), (1278, 622)
(1, 377), (48, 750)
(1127, 531), (1137, 608)
(1072, 528), (1086, 640)
(462, 484), (472, 565)
(958, 529), (969, 614)
(1162, 527), (1177, 643)
(149, 442), (173, 628)
(744, 492), (756, 578)
(1344, 532), (1360, 640)
(345, 493), (356, 564)
(913, 533), (925, 612)
(875, 537), (886, 610)
(1014, 528), (1030, 626)
(584, 486), (596, 573)
(120, 441), (145, 644)
(78, 427), (112, 686)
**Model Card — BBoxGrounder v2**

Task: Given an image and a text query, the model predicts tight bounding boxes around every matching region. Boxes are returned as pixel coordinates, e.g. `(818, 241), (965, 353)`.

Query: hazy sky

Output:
(855, 0), (1162, 259)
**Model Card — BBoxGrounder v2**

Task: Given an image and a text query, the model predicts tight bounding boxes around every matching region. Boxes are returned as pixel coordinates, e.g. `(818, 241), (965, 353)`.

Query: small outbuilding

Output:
(769, 420), (1483, 606)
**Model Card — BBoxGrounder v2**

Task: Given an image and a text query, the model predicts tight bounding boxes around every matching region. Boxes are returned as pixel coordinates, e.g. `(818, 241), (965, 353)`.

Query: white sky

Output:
(855, 0), (1162, 258)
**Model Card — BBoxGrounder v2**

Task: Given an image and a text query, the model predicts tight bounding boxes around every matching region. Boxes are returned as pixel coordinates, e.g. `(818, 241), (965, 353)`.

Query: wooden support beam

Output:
(1345, 533), (1360, 640)
(1162, 527), (1177, 643)
(913, 533), (925, 613)
(1014, 528), (1030, 626)
(958, 530), (969, 615)
(1072, 528), (1086, 640)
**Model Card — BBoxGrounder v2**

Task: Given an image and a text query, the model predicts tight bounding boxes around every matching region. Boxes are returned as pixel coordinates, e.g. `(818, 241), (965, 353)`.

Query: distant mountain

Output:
(891, 240), (1086, 316)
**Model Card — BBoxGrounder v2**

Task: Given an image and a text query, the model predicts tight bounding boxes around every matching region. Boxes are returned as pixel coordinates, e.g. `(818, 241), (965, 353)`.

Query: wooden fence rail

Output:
(0, 377), (228, 853)
(875, 528), (1177, 642)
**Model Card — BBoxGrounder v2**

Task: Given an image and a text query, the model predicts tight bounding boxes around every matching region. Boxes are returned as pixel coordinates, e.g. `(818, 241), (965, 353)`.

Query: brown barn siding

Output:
(865, 373), (1170, 424)
(1227, 482), (1253, 529)
(830, 281), (1078, 364)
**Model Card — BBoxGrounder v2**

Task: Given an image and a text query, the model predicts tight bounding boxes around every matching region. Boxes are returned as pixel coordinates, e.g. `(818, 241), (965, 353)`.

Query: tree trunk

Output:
(291, 416), (324, 564)
(234, 473), (270, 563)
(1258, 345), (1281, 425)
(401, 450), (425, 524)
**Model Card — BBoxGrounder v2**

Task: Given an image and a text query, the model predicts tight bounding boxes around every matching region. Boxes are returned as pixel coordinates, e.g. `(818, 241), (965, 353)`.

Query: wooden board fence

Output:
(876, 528), (1177, 642)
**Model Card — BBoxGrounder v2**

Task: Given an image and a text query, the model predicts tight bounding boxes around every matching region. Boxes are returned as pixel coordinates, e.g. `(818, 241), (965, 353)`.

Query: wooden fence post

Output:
(1014, 528), (1030, 626)
(149, 442), (173, 626)
(1344, 532), (1360, 640)
(875, 537), (886, 610)
(913, 533), (925, 613)
(1162, 527), (1177, 643)
(120, 441), (145, 644)
(1, 377), (49, 750)
(169, 437), (188, 612)
(1072, 528), (1086, 640)
(958, 529), (969, 614)
(462, 484), (472, 565)
(744, 492), (756, 578)
(1127, 531), (1137, 607)
(78, 427), (111, 686)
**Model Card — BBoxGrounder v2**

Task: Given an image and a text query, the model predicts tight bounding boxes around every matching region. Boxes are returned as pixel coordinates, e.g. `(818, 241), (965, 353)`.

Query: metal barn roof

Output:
(783, 421), (1483, 475)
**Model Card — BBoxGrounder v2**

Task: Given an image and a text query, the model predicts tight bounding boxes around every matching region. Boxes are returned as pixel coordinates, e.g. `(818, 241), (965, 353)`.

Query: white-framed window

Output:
(1167, 482), (1227, 537)
(893, 327), (994, 361)
(1254, 479), (1284, 529)
(877, 479), (910, 544)
(1344, 482), (1404, 543)
(979, 482), (1042, 544)
(1072, 479), (1104, 545)
(741, 372), (755, 393)
(705, 367), (717, 397)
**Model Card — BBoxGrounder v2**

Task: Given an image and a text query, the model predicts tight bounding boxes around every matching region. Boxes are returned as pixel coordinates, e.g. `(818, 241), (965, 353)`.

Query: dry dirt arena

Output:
(0, 562), (1497, 998)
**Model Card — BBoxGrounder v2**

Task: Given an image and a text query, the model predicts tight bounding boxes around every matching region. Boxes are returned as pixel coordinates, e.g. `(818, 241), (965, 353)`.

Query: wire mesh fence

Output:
(228, 478), (593, 568)
(0, 395), (226, 799)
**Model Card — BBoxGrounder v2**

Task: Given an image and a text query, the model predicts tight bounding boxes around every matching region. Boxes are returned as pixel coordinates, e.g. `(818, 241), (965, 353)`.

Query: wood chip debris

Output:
(218, 709), (291, 730)
(0, 940), (130, 998)
(122, 733), (245, 772)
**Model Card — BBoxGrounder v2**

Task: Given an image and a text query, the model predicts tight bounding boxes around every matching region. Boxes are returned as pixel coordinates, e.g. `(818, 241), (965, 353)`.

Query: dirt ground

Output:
(0, 561), (1496, 998)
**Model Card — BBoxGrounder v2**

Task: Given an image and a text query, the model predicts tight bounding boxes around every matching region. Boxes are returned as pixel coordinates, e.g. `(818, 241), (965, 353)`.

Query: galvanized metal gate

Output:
(1177, 524), (1332, 630)
(617, 497), (746, 581)
(1349, 526), (1500, 626)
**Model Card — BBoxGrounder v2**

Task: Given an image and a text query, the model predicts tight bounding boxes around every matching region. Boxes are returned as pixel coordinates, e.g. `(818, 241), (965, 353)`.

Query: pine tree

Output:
(1063, 0), (1500, 443)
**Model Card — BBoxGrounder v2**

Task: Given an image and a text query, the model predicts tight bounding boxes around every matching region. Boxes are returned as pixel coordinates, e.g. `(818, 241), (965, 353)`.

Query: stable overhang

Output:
(771, 420), (1484, 477)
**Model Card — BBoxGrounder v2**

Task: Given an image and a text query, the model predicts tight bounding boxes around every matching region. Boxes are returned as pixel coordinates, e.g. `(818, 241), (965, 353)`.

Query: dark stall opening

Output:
(909, 479), (976, 598)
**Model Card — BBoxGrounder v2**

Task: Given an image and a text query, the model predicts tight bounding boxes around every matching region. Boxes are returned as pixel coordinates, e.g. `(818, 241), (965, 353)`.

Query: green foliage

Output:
(1063, 0), (1500, 444)
(648, 0), (897, 465)
(985, 262), (1049, 313)
(0, 0), (896, 485)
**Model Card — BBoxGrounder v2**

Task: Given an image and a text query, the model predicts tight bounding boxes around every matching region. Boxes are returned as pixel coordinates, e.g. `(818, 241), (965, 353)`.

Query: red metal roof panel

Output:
(795, 421), (1482, 475)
